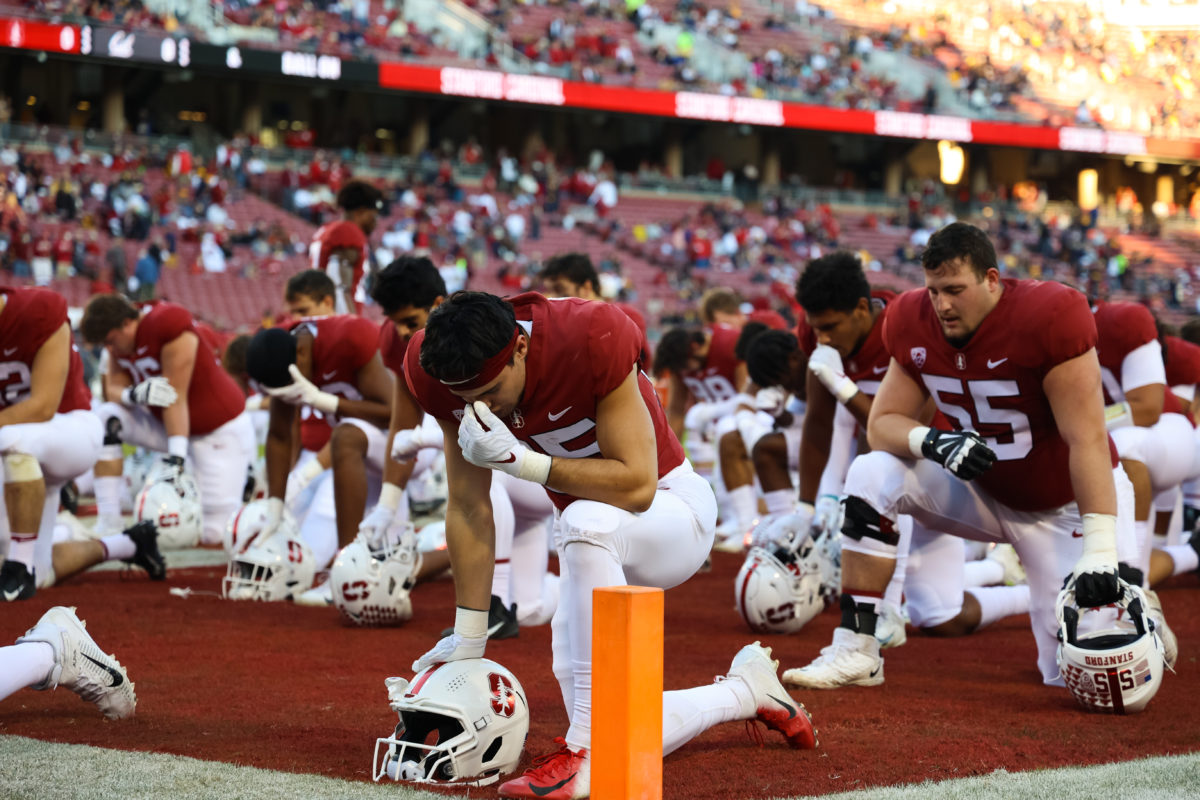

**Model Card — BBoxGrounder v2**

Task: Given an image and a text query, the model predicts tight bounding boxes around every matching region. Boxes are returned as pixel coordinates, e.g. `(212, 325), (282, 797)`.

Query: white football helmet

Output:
(408, 452), (448, 516)
(331, 525), (422, 627)
(416, 520), (447, 554)
(735, 534), (825, 634)
(134, 474), (203, 549)
(222, 504), (314, 601)
(374, 658), (529, 787)
(1056, 578), (1166, 714)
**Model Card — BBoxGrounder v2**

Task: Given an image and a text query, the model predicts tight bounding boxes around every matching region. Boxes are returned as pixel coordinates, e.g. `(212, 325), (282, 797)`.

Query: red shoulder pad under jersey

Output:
(378, 320), (407, 374)
(843, 291), (896, 391)
(884, 279), (1112, 512)
(293, 315), (380, 396)
(749, 308), (789, 330)
(679, 324), (742, 403)
(138, 302), (194, 346)
(1166, 335), (1200, 387)
(1093, 300), (1157, 374)
(0, 287), (90, 413)
(405, 293), (685, 511)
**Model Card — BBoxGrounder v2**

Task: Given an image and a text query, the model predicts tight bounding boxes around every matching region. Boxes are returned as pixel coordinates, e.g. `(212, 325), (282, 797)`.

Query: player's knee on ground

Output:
(559, 500), (623, 557)
(3, 451), (44, 484)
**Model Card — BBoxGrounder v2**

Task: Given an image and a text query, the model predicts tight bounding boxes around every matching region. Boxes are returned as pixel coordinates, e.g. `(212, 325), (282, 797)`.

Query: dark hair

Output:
(285, 269), (336, 303)
(246, 327), (297, 388)
(746, 330), (798, 388)
(371, 255), (447, 315)
(795, 252), (870, 315)
(700, 288), (741, 323)
(654, 327), (705, 376)
(541, 252), (601, 295)
(336, 180), (383, 213)
(1180, 317), (1200, 347)
(921, 222), (998, 279)
(734, 320), (770, 361)
(222, 333), (251, 377)
(419, 292), (517, 383)
(80, 294), (139, 344)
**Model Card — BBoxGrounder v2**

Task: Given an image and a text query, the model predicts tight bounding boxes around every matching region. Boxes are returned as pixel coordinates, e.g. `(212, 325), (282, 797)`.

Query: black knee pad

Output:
(841, 496), (900, 546)
(104, 415), (124, 446)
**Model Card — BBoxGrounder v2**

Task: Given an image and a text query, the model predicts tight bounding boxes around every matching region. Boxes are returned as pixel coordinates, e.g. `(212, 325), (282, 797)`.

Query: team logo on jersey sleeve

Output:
(910, 347), (926, 368)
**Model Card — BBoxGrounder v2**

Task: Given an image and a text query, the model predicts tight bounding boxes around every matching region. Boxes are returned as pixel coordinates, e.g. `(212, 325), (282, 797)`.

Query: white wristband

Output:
(167, 436), (189, 458)
(454, 606), (489, 640)
(378, 482), (403, 512)
(1081, 512), (1118, 560)
(832, 377), (859, 405)
(298, 458), (324, 482)
(908, 426), (931, 459)
(311, 391), (339, 415)
(120, 386), (135, 407)
(518, 450), (553, 485)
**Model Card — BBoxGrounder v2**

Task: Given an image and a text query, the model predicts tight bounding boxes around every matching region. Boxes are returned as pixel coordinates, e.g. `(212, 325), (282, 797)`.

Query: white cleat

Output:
(987, 543), (1026, 586)
(725, 642), (818, 748)
(16, 606), (137, 719)
(294, 579), (333, 607)
(782, 627), (884, 689)
(875, 602), (907, 650)
(1142, 589), (1177, 670)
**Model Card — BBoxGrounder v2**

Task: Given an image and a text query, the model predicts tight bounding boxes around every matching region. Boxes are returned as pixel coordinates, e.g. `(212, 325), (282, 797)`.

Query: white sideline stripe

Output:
(2, 735), (1198, 800)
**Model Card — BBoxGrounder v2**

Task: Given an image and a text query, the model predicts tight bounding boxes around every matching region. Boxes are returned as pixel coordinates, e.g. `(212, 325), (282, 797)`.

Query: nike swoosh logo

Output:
(1071, 530), (1083, 538)
(492, 454), (517, 464)
(548, 406), (572, 421)
(872, 365), (887, 375)
(3, 587), (21, 601)
(322, 371), (337, 380)
(767, 692), (797, 719)
(2, 347), (16, 356)
(487, 619), (508, 637)
(82, 653), (125, 688)
(869, 664), (881, 678)
(987, 358), (1008, 369)
(530, 776), (574, 797)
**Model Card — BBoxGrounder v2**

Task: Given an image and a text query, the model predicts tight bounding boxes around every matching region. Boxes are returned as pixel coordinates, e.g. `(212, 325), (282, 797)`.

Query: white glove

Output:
(285, 458), (325, 510)
(814, 494), (842, 534)
(264, 364), (339, 414)
(755, 386), (788, 417)
(247, 497), (285, 553)
(751, 502), (815, 549)
(1070, 512), (1121, 607)
(122, 376), (178, 408)
(457, 401), (552, 484)
(684, 401), (720, 433)
(411, 607), (488, 672)
(391, 424), (445, 462)
(359, 502), (398, 548)
(808, 344), (859, 404)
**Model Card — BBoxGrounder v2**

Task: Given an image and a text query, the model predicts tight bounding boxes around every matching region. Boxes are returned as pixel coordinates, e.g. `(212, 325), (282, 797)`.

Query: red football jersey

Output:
(377, 319), (408, 375)
(1165, 335), (1200, 388)
(310, 220), (368, 314)
(291, 315), (381, 415)
(679, 324), (742, 403)
(405, 293), (685, 511)
(298, 407), (332, 452)
(0, 287), (90, 414)
(614, 301), (652, 372)
(885, 279), (1117, 512)
(113, 303), (244, 436)
(1092, 300), (1161, 405)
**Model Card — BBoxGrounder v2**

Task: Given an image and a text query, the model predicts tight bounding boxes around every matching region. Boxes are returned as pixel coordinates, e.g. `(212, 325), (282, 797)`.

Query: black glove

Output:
(154, 454), (186, 484)
(1073, 570), (1121, 608)
(921, 429), (997, 480)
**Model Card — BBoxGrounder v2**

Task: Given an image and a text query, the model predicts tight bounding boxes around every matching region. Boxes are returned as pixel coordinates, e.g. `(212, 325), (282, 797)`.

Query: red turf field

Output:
(2, 552), (1197, 799)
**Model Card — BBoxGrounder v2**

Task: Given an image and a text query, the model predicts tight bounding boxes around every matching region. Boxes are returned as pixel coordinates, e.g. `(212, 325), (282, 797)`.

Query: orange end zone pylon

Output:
(592, 586), (664, 800)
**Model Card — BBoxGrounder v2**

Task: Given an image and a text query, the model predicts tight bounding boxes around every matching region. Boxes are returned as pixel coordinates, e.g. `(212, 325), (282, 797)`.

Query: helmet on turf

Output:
(133, 473), (202, 549)
(735, 531), (825, 634)
(1056, 578), (1166, 714)
(374, 659), (529, 787)
(331, 525), (422, 626)
(222, 506), (314, 601)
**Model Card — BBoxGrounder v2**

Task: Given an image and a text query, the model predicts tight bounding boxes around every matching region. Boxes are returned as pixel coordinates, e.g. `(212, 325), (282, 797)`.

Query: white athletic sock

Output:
(94, 475), (124, 522)
(963, 558), (1005, 587)
(101, 534), (137, 562)
(7, 539), (36, 568)
(662, 681), (746, 757)
(1162, 544), (1199, 575)
(0, 642), (55, 701)
(491, 559), (512, 609)
(966, 585), (1031, 629)
(1134, 518), (1152, 570)
(763, 489), (795, 516)
(727, 485), (758, 530)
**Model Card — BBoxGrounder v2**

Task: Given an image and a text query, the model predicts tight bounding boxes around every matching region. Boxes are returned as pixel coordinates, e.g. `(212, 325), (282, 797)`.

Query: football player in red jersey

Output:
(81, 295), (256, 548)
(784, 222), (1140, 694)
(309, 180), (383, 314)
(405, 292), (817, 800)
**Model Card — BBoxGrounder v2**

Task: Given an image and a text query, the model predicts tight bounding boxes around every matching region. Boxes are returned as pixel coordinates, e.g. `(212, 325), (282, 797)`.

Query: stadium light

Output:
(938, 140), (965, 185)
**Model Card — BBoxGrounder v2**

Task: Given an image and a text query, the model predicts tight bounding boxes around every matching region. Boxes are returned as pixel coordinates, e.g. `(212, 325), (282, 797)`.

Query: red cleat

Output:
(728, 642), (819, 749)
(499, 737), (590, 799)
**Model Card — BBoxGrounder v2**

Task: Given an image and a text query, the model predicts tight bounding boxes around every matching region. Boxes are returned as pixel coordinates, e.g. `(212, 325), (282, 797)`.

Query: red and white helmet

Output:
(331, 525), (422, 626)
(374, 658), (529, 787)
(735, 534), (825, 634)
(1056, 578), (1166, 714)
(133, 473), (202, 549)
(222, 502), (312, 601)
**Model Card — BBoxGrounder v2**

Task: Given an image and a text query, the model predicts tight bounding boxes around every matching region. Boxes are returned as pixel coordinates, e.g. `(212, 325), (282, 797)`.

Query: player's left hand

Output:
(751, 502), (815, 549)
(458, 401), (552, 484)
(411, 631), (487, 673)
(264, 364), (339, 414)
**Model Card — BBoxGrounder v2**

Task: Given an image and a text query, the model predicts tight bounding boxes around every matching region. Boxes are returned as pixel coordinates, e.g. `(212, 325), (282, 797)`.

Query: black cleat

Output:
(441, 594), (520, 640)
(123, 521), (167, 581)
(60, 481), (80, 515)
(0, 560), (37, 601)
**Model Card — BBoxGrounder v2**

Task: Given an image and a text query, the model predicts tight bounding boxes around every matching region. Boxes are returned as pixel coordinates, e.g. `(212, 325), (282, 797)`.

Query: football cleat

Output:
(294, 579), (334, 607)
(442, 595), (519, 640)
(987, 543), (1026, 586)
(1, 560), (37, 602)
(1142, 588), (1177, 670)
(498, 738), (589, 800)
(782, 627), (884, 689)
(122, 520), (167, 581)
(16, 606), (137, 719)
(724, 642), (818, 749)
(874, 602), (907, 650)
